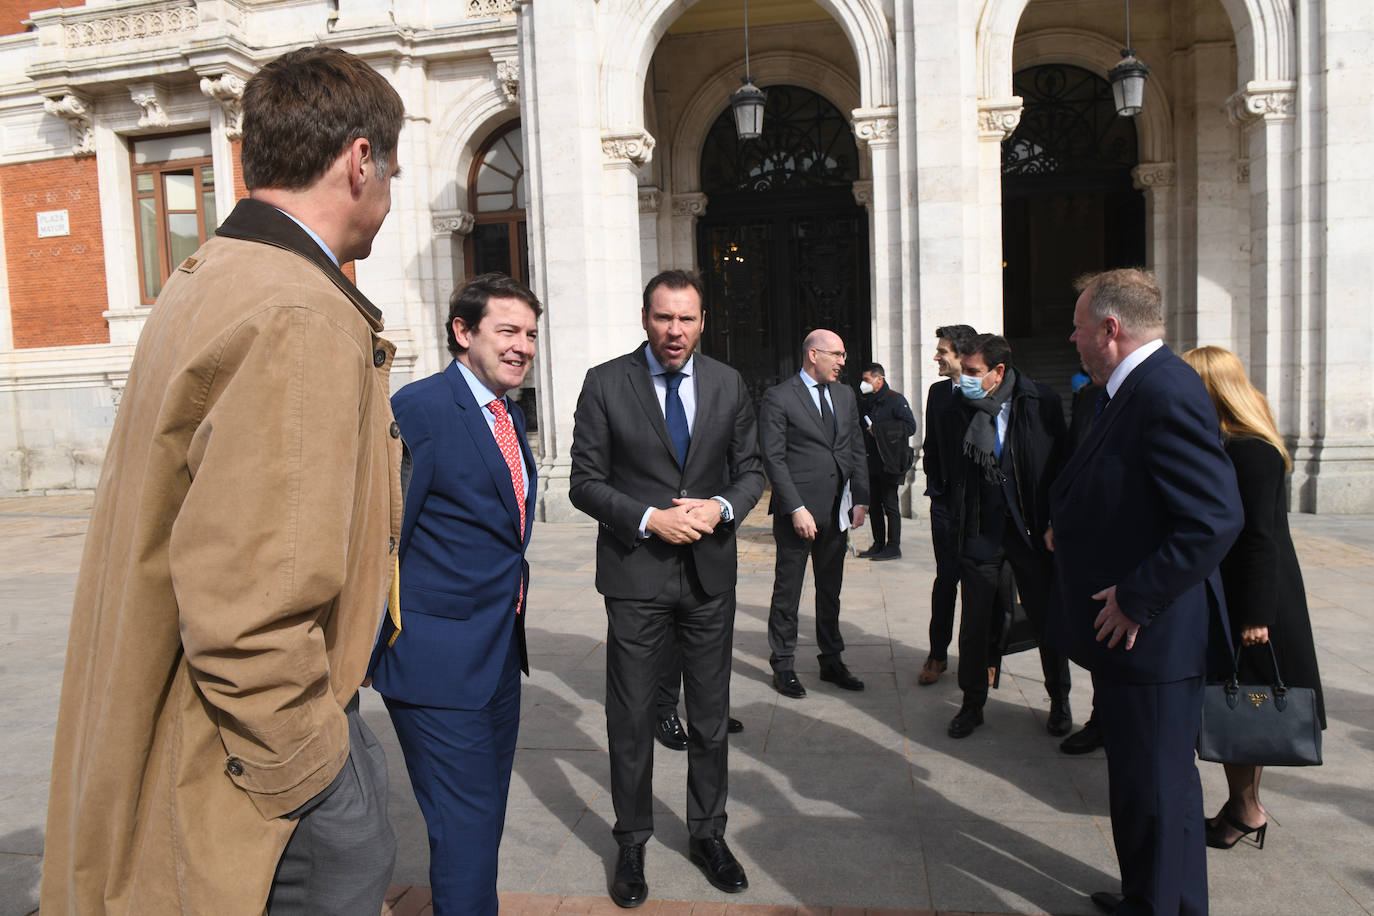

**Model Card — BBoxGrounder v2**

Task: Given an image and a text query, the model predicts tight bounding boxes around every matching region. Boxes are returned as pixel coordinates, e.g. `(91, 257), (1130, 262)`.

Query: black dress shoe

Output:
(1090, 890), (1123, 913)
(870, 545), (902, 560)
(654, 711), (688, 751)
(610, 842), (648, 908)
(688, 836), (748, 893)
(1060, 716), (1103, 755)
(818, 661), (865, 691)
(857, 543), (885, 558)
(947, 704), (984, 738)
(1046, 697), (1073, 737)
(773, 669), (806, 698)
(728, 716), (743, 734)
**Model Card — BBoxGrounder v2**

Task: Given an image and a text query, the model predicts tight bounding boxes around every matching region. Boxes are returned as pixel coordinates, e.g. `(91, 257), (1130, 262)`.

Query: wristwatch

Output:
(711, 496), (732, 522)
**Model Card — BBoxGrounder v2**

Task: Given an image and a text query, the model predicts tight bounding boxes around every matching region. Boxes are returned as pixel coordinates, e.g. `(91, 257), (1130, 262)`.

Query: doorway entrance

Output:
(696, 85), (870, 402)
(1001, 64), (1145, 390)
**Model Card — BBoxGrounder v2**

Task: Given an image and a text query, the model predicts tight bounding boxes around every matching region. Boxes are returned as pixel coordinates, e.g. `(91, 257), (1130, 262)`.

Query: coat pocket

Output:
(399, 584), (475, 620)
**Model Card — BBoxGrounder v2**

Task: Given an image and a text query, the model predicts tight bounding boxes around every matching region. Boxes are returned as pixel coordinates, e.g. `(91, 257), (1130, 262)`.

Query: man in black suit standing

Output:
(856, 362), (917, 561)
(759, 329), (870, 698)
(1047, 268), (1242, 915)
(569, 269), (764, 908)
(917, 324), (977, 686)
(937, 334), (1072, 740)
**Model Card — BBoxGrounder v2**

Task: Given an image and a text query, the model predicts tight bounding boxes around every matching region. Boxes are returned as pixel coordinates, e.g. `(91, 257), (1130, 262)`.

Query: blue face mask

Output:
(959, 374), (988, 400)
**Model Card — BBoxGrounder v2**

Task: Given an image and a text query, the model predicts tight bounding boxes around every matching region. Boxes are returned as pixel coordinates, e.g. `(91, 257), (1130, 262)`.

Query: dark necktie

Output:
(664, 371), (690, 467)
(817, 382), (836, 442)
(1093, 389), (1111, 419)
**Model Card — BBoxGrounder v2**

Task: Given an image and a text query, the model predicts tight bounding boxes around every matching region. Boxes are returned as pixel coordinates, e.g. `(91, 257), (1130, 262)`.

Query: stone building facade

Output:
(0, 0), (1370, 513)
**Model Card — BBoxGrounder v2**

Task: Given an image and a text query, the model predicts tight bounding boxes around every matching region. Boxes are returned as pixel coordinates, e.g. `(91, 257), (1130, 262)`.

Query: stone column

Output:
(853, 107), (903, 392)
(1130, 161), (1176, 341)
(670, 192), (707, 270)
(976, 96), (1020, 351)
(638, 187), (661, 282)
(429, 207), (474, 366)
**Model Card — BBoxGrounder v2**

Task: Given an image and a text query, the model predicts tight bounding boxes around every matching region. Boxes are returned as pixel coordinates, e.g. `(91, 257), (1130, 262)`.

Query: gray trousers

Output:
(267, 694), (396, 916)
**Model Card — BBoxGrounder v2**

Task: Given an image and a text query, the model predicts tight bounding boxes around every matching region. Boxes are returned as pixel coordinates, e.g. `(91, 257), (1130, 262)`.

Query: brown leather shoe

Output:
(917, 656), (947, 686)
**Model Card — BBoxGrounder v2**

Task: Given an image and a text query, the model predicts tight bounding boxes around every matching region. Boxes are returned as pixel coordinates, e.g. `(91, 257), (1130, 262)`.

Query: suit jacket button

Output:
(389, 421), (400, 438)
(225, 758), (244, 777)
(373, 349), (387, 367)
(680, 489), (688, 497)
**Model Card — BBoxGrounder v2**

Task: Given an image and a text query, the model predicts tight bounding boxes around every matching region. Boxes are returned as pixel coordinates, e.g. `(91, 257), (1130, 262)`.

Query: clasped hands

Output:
(646, 498), (723, 544)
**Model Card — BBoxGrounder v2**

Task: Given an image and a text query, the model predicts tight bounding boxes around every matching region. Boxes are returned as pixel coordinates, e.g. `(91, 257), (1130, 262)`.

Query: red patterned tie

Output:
(489, 398), (526, 613)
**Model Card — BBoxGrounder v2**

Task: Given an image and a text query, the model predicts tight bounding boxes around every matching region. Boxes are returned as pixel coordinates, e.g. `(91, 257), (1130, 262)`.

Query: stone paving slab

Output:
(3, 494), (1374, 915)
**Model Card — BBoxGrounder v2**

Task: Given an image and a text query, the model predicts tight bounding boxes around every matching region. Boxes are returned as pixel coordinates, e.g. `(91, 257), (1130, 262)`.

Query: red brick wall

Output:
(2, 156), (109, 348)
(0, 0), (83, 36)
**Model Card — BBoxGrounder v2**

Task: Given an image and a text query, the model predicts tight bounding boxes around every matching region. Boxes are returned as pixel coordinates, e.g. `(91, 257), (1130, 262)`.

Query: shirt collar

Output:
(273, 207), (339, 266)
(643, 343), (694, 378)
(454, 358), (504, 410)
(1106, 337), (1165, 398)
(799, 369), (826, 389)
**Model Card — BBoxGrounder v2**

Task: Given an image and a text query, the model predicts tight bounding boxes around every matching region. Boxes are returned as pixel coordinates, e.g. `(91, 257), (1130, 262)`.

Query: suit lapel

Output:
(444, 362), (523, 540)
(1054, 345), (1170, 492)
(626, 347), (679, 466)
(790, 374), (828, 438)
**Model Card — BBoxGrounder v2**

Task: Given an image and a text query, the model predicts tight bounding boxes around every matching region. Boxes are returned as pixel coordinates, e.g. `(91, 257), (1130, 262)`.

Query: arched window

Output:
(465, 121), (528, 284)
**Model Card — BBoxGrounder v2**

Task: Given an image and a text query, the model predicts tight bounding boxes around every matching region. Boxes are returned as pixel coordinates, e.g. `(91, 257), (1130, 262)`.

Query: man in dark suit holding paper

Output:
(569, 269), (764, 908)
(368, 273), (541, 915)
(1046, 268), (1243, 915)
(759, 329), (870, 698)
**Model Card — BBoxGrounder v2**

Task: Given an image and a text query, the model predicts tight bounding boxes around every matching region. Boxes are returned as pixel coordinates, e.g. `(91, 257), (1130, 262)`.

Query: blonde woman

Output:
(1181, 346), (1326, 850)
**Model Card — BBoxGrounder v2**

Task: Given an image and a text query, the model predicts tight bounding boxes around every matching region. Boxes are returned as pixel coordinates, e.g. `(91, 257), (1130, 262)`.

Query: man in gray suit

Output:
(570, 269), (764, 908)
(759, 329), (870, 698)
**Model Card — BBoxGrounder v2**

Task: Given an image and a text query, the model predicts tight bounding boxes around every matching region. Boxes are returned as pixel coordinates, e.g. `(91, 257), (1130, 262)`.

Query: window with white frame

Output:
(131, 133), (218, 303)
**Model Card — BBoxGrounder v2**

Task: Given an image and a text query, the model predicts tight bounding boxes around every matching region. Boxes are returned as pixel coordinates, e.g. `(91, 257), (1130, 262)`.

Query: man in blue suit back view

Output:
(368, 273), (541, 915)
(1047, 268), (1242, 916)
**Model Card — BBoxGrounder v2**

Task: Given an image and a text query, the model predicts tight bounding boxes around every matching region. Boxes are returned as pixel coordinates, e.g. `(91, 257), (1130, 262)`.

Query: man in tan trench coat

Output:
(41, 48), (406, 915)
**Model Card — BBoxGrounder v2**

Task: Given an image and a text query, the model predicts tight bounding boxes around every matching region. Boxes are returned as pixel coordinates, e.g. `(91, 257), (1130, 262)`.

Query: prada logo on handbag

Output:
(1247, 692), (1268, 708)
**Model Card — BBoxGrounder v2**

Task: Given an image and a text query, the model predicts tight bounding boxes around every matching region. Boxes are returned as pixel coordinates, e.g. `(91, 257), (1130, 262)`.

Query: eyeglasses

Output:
(814, 349), (847, 360)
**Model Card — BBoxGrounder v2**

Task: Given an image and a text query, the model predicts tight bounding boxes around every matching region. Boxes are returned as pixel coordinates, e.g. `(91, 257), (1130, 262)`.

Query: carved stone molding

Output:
(977, 97), (1023, 141)
(671, 193), (708, 219)
(432, 209), (476, 236)
(1226, 83), (1296, 125)
(64, 4), (200, 47)
(1236, 158), (1251, 184)
(466, 0), (516, 16)
(1131, 162), (1176, 190)
(638, 188), (661, 213)
(129, 83), (170, 129)
(851, 107), (897, 148)
(43, 93), (94, 157)
(490, 47), (519, 104)
(601, 130), (656, 167)
(200, 73), (246, 140)
(851, 180), (873, 207)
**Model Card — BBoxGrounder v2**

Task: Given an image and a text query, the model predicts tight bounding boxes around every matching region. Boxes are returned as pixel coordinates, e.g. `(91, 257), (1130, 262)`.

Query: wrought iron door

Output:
(695, 86), (870, 402)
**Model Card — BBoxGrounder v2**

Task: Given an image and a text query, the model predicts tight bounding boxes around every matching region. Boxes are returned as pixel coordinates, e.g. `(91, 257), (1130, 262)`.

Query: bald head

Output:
(802, 328), (846, 384)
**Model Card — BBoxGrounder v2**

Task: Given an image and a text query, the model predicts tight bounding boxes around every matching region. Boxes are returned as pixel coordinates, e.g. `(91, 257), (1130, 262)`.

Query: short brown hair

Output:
(241, 46), (405, 191)
(447, 273), (543, 357)
(642, 269), (705, 313)
(1073, 268), (1164, 334)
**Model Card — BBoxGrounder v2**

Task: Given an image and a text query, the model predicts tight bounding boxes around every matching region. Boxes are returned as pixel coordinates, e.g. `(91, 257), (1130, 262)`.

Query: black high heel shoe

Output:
(1205, 807), (1267, 849)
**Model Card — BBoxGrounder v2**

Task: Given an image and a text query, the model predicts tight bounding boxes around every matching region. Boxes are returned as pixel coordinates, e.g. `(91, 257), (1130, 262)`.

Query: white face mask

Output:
(859, 380), (875, 395)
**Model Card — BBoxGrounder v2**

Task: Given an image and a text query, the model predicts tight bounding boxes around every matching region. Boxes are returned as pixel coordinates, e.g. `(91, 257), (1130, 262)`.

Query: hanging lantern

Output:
(731, 78), (766, 140)
(1109, 51), (1150, 118)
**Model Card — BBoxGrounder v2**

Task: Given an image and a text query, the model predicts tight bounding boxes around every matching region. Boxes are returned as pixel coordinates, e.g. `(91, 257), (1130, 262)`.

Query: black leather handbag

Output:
(1196, 641), (1322, 766)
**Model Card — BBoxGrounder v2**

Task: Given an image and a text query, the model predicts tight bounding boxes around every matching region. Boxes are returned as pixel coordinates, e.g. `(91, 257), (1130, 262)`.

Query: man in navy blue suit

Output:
(1047, 268), (1242, 915)
(369, 273), (541, 915)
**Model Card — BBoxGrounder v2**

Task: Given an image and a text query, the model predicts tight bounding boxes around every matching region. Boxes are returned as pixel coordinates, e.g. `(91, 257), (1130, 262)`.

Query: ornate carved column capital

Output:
(1226, 81), (1296, 125)
(1131, 162), (1176, 190)
(129, 82), (171, 129)
(671, 192), (708, 219)
(490, 46), (519, 104)
(432, 209), (476, 236)
(851, 180), (873, 207)
(638, 188), (661, 213)
(601, 129), (656, 167)
(977, 97), (1023, 141)
(1236, 158), (1251, 184)
(42, 92), (94, 157)
(200, 73), (246, 140)
(851, 106), (898, 149)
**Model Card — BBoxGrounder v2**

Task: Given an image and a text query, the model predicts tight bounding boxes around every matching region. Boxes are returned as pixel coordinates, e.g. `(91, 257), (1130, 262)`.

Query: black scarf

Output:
(961, 366), (1017, 482)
